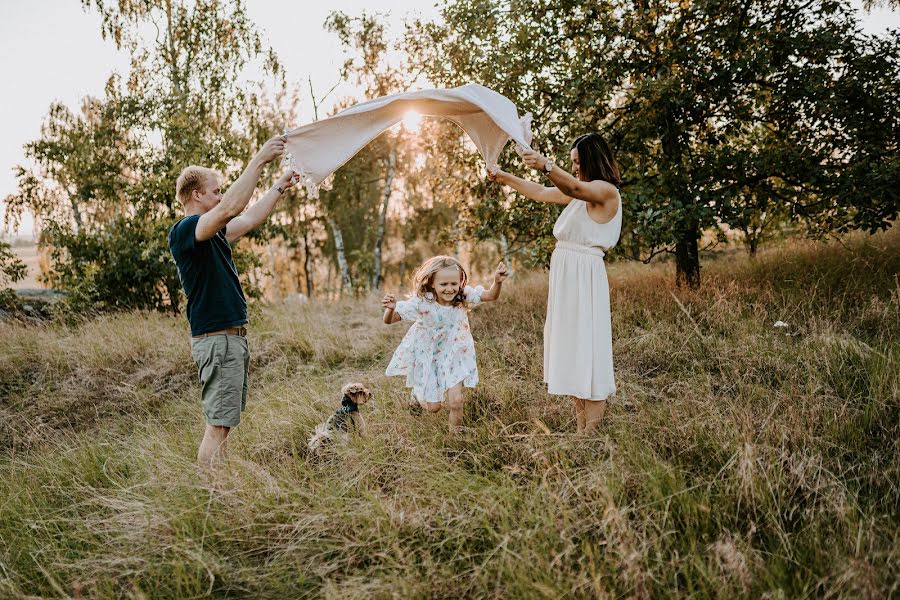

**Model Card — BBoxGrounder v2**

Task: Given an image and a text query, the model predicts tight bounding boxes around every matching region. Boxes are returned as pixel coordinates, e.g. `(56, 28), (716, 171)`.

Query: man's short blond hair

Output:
(175, 166), (222, 205)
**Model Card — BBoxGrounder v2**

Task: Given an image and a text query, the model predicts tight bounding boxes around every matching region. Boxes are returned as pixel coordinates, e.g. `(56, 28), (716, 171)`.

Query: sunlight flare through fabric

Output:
(283, 84), (533, 198)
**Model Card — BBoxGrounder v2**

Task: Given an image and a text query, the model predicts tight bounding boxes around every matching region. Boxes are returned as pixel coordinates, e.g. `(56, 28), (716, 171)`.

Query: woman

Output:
(489, 133), (622, 433)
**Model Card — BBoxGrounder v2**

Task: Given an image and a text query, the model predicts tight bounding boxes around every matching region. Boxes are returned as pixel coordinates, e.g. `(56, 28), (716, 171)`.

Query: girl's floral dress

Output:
(385, 286), (486, 403)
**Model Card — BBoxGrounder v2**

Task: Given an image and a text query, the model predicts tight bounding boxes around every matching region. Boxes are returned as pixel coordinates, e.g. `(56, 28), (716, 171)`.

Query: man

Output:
(169, 135), (298, 466)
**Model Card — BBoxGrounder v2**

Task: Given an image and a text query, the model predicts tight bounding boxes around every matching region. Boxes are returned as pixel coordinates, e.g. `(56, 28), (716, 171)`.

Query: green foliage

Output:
(39, 218), (179, 314)
(7, 0), (897, 307)
(290, 11), (432, 294)
(4, 0), (287, 313)
(316, 137), (384, 292)
(0, 241), (27, 311)
(408, 0), (900, 286)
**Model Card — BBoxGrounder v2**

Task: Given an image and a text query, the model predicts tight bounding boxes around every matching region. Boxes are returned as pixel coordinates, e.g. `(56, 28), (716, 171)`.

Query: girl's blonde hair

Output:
(412, 255), (468, 307)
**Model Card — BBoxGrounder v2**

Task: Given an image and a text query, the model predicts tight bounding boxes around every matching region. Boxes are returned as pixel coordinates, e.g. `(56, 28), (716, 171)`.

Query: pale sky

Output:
(0, 0), (441, 239)
(1, 0), (898, 240)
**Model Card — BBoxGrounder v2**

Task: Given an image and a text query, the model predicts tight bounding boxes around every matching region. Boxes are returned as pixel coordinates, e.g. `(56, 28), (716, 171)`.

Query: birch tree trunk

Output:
(371, 143), (396, 289)
(327, 215), (352, 292)
(499, 233), (512, 276)
(302, 227), (314, 297)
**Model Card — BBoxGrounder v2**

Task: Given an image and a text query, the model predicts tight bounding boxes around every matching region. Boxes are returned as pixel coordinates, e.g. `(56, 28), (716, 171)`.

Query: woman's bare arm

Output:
(519, 148), (618, 208)
(488, 169), (571, 205)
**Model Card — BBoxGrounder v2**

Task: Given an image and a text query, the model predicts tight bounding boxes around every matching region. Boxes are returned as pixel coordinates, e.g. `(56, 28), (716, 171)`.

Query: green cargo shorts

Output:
(190, 334), (250, 427)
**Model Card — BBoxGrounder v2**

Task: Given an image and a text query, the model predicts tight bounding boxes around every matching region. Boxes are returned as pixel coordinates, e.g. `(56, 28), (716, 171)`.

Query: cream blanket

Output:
(283, 84), (532, 198)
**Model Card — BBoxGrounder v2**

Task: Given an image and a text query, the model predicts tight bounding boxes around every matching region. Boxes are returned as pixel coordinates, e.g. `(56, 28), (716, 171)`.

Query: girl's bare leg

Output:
(583, 399), (607, 434)
(447, 383), (465, 434)
(574, 397), (586, 433)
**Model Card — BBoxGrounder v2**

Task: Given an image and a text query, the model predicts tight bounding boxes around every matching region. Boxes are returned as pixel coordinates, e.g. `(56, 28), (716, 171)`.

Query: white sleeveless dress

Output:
(544, 194), (622, 400)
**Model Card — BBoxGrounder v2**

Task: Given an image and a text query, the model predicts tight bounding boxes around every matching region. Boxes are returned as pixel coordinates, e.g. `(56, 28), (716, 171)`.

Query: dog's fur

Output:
(307, 382), (372, 451)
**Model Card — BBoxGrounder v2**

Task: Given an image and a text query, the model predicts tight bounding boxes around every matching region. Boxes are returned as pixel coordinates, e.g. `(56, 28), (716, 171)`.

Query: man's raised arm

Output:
(225, 170), (300, 243)
(195, 135), (286, 242)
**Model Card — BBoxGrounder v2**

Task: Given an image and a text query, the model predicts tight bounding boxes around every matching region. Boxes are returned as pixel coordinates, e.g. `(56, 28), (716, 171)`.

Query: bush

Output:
(0, 240), (26, 312)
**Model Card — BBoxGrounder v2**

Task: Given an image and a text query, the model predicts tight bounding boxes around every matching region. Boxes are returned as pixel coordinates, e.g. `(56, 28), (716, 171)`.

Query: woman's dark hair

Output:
(571, 133), (621, 186)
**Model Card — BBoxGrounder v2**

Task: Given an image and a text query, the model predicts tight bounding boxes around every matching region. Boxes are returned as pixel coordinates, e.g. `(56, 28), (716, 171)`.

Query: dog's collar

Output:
(336, 395), (359, 414)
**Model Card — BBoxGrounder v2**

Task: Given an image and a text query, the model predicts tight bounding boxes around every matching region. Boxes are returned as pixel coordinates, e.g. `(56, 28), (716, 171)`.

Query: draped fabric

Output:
(283, 84), (533, 198)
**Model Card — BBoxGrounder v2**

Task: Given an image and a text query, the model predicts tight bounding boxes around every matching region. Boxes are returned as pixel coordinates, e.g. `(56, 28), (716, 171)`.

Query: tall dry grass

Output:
(0, 230), (897, 598)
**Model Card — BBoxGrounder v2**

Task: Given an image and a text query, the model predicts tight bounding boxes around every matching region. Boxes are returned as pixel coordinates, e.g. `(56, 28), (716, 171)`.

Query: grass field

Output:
(1, 231), (898, 598)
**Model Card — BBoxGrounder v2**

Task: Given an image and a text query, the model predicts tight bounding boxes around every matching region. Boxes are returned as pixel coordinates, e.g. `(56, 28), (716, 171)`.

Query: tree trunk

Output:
(326, 215), (352, 293)
(499, 233), (513, 276)
(371, 144), (396, 290)
(659, 105), (702, 288)
(675, 218), (701, 289)
(70, 198), (83, 234)
(164, 0), (181, 94)
(302, 227), (314, 298)
(268, 244), (280, 301)
(747, 226), (760, 256)
(740, 223), (760, 256)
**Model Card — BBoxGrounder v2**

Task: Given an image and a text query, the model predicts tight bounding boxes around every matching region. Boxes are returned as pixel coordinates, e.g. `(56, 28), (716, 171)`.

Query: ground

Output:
(1, 231), (897, 598)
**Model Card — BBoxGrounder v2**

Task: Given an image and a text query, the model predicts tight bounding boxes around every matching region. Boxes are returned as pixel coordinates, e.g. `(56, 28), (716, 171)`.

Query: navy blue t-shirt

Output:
(168, 215), (247, 336)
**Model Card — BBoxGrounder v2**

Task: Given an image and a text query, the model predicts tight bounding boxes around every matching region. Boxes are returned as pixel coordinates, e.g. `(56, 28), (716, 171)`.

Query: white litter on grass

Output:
(773, 321), (789, 328)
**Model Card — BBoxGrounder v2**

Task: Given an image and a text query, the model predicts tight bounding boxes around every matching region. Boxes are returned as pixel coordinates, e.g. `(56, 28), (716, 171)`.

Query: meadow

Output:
(1, 231), (898, 598)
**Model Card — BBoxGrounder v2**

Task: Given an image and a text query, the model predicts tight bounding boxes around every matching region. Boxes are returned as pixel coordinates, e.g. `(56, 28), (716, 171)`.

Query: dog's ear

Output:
(352, 389), (371, 405)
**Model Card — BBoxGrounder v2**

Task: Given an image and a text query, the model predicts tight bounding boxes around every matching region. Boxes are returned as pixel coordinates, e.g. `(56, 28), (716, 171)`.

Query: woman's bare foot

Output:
(583, 399), (607, 434)
(574, 397), (586, 433)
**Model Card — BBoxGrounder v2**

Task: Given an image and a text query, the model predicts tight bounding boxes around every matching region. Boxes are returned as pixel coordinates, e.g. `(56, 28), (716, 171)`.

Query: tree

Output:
(0, 241), (27, 311)
(408, 0), (900, 287)
(5, 98), (135, 236)
(326, 11), (422, 290)
(4, 0), (285, 310)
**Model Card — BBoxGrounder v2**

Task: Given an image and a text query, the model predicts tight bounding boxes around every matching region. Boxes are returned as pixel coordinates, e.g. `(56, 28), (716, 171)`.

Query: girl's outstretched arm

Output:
(480, 261), (509, 303)
(382, 293), (402, 324)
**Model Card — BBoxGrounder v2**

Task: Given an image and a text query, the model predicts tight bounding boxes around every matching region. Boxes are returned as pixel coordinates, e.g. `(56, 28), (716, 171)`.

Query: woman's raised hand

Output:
(382, 293), (397, 310)
(519, 147), (549, 171)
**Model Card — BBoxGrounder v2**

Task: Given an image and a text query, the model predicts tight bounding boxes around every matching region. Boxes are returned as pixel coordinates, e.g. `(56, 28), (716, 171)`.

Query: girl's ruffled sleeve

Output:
(395, 296), (422, 321)
(463, 285), (486, 307)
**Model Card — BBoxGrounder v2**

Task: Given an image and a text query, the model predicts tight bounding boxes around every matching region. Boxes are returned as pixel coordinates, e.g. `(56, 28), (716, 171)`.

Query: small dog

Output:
(307, 382), (372, 451)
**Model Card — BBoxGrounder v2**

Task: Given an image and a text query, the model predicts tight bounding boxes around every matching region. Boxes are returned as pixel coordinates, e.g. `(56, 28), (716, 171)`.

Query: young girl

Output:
(382, 256), (508, 433)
